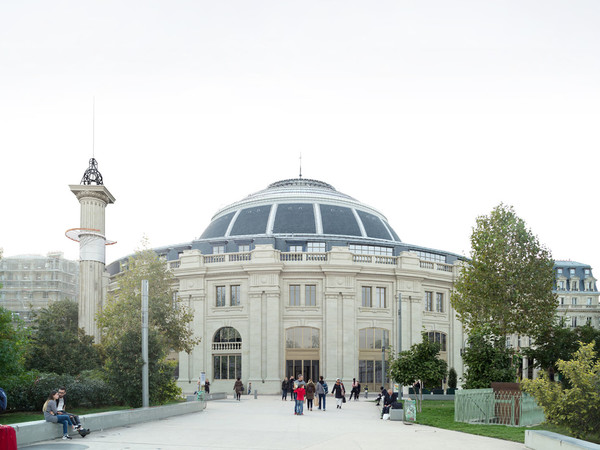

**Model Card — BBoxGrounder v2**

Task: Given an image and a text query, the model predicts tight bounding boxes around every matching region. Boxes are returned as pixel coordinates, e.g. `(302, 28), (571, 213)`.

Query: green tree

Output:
(97, 245), (199, 406)
(525, 322), (600, 381)
(25, 299), (101, 375)
(461, 326), (516, 389)
(448, 367), (458, 389)
(451, 204), (557, 338)
(0, 306), (29, 385)
(522, 342), (600, 439)
(389, 332), (448, 411)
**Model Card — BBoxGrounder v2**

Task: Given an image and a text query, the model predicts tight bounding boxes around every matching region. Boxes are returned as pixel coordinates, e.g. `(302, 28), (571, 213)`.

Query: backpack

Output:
(0, 388), (7, 411)
(322, 381), (329, 394)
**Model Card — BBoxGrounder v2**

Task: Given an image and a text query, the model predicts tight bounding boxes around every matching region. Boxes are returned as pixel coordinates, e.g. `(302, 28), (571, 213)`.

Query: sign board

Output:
(404, 399), (417, 423)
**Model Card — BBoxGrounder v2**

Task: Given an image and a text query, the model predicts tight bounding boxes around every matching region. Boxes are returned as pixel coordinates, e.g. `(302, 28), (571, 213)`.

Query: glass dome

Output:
(200, 178), (401, 242)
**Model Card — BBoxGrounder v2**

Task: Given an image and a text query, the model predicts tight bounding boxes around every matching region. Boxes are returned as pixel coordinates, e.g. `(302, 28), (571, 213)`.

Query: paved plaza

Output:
(21, 395), (526, 450)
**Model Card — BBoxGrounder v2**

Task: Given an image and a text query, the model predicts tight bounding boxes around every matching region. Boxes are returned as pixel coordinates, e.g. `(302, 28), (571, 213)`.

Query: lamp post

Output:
(381, 345), (386, 389)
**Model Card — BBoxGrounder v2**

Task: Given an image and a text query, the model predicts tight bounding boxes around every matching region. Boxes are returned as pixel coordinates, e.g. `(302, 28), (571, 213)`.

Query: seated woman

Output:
(43, 390), (76, 440)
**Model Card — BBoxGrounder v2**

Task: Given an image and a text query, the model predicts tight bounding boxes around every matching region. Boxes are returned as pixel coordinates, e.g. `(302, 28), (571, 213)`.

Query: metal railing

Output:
(454, 389), (544, 426)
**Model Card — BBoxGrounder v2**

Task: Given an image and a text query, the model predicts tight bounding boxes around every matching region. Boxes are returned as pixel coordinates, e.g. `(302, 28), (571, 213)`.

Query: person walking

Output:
(331, 378), (345, 409)
(305, 379), (316, 411)
(233, 378), (243, 401)
(316, 376), (328, 411)
(43, 390), (76, 440)
(281, 377), (290, 401)
(351, 378), (360, 401)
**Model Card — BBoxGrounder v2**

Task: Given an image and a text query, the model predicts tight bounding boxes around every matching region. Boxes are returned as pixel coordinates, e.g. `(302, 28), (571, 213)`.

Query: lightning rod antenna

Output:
(92, 97), (95, 158)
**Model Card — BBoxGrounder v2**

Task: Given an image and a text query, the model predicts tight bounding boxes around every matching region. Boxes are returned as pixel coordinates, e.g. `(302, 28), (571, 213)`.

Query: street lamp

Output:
(382, 345), (386, 389)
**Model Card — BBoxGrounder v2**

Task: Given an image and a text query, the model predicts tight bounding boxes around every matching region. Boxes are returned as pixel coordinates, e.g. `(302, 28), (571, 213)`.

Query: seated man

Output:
(57, 387), (90, 436)
(382, 389), (399, 415)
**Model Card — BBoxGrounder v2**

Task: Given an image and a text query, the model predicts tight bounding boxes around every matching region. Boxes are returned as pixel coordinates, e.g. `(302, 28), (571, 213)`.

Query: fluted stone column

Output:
(69, 185), (115, 341)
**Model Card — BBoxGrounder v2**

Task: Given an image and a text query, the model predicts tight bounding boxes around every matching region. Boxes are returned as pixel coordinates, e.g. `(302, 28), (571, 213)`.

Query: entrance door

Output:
(286, 359), (319, 382)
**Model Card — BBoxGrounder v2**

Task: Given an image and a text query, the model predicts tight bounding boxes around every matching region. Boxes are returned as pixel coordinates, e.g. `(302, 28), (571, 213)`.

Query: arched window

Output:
(212, 327), (242, 380)
(285, 327), (319, 349)
(285, 327), (320, 382)
(213, 327), (241, 344)
(359, 327), (389, 350)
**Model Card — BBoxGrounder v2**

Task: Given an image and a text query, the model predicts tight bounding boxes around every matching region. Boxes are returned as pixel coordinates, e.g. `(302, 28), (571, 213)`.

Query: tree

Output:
(461, 326), (516, 389)
(25, 299), (101, 375)
(97, 245), (199, 406)
(522, 342), (600, 439)
(451, 204), (557, 338)
(448, 367), (457, 389)
(0, 306), (29, 385)
(525, 322), (600, 381)
(389, 332), (448, 412)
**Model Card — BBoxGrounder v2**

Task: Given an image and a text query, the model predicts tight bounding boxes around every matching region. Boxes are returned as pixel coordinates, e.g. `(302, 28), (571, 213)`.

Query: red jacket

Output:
(294, 386), (306, 401)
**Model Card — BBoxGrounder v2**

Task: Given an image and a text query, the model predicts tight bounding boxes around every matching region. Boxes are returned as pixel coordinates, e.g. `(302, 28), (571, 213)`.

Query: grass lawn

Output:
(415, 400), (595, 444)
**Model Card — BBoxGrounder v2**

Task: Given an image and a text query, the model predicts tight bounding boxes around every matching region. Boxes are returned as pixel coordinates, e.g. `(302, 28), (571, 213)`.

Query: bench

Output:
(12, 399), (207, 447)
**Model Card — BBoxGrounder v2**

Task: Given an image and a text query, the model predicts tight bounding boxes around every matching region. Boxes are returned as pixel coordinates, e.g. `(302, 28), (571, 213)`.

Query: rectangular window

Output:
(290, 285), (301, 306)
(587, 297), (593, 306)
(216, 286), (226, 307)
(570, 268), (575, 276)
(289, 245), (303, 252)
(559, 281), (565, 290)
(349, 244), (393, 256)
(572, 282), (578, 291)
(572, 297), (577, 305)
(557, 268), (563, 275)
(213, 355), (241, 380)
(586, 317), (592, 326)
(425, 292), (433, 311)
(587, 282), (593, 291)
(560, 297), (565, 305)
(436, 293), (444, 312)
(375, 287), (386, 308)
(305, 285), (316, 306)
(571, 316), (577, 327)
(362, 286), (372, 307)
(307, 242), (325, 253)
(238, 244), (250, 252)
(213, 245), (226, 254)
(230, 285), (240, 306)
(585, 269), (590, 276)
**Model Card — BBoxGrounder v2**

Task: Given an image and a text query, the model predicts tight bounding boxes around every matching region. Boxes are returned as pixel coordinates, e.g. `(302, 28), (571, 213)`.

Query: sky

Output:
(0, 1), (599, 271)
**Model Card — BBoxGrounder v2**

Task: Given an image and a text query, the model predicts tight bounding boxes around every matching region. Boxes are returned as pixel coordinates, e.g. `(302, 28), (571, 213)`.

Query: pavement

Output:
(19, 395), (527, 450)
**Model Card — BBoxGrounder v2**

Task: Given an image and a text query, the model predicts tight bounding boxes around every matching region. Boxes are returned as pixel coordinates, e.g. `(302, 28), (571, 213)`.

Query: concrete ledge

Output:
(12, 400), (207, 447)
(389, 409), (404, 421)
(186, 392), (227, 402)
(525, 430), (600, 450)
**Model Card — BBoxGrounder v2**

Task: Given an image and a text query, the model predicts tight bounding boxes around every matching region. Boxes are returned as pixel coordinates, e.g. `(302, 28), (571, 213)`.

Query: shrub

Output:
(522, 342), (600, 439)
(1, 371), (110, 412)
(448, 368), (457, 389)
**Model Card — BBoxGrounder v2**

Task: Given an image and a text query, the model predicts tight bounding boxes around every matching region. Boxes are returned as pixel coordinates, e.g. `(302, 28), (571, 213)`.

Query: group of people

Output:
(42, 387), (90, 440)
(282, 375), (367, 414)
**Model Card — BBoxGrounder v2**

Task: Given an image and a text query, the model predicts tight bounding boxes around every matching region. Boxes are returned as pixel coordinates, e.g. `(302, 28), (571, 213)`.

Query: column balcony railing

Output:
(212, 342), (242, 351)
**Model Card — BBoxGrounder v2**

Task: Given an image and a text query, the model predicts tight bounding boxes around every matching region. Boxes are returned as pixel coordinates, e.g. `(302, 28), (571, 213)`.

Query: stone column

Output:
(69, 185), (115, 341)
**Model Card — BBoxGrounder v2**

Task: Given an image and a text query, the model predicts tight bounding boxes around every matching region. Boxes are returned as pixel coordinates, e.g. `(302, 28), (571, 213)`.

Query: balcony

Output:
(212, 342), (242, 351)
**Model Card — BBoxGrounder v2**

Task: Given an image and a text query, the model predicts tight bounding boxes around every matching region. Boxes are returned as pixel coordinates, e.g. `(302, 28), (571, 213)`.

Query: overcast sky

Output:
(1, 1), (598, 271)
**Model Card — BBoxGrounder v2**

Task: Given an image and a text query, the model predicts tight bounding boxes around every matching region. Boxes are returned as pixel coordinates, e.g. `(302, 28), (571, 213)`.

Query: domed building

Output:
(108, 178), (466, 394)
